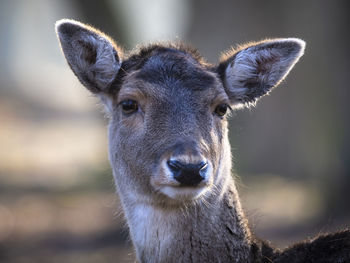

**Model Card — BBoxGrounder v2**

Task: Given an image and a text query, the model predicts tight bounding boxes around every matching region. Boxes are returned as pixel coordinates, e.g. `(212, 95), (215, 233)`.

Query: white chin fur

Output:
(160, 186), (209, 200)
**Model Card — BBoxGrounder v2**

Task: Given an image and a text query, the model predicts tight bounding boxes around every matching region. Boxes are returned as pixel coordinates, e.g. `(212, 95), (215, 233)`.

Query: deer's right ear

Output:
(55, 19), (122, 94)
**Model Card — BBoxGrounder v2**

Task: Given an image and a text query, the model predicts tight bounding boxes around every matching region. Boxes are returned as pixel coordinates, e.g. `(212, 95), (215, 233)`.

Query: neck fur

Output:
(121, 177), (252, 263)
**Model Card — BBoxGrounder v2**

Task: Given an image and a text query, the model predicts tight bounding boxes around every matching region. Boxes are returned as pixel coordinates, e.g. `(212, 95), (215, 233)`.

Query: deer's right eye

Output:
(214, 103), (228, 117)
(120, 100), (138, 115)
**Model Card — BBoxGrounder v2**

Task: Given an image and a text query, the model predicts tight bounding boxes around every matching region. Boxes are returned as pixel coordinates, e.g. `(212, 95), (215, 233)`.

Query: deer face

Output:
(108, 51), (231, 202)
(56, 20), (305, 205)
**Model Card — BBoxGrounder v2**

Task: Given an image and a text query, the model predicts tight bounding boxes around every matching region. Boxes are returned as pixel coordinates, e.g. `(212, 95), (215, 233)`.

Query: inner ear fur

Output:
(218, 38), (305, 108)
(55, 19), (122, 94)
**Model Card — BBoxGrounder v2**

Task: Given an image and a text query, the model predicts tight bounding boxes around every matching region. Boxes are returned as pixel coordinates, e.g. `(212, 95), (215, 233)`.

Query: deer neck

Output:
(121, 177), (253, 263)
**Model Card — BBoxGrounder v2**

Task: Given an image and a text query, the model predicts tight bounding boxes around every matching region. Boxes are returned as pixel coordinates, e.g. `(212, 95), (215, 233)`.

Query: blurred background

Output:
(0, 0), (349, 262)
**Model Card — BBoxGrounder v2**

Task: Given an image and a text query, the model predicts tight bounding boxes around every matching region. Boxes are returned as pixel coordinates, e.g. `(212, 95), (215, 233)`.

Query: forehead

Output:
(120, 48), (222, 99)
(136, 51), (215, 88)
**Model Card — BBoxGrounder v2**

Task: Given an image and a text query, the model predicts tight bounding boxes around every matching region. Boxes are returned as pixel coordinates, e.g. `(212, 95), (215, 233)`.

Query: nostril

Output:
(167, 160), (207, 173)
(198, 161), (208, 171)
(167, 160), (182, 172)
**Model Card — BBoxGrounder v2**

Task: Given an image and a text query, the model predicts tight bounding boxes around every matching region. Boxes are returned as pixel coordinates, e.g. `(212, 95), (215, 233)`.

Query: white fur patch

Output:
(128, 203), (176, 260)
(161, 185), (209, 200)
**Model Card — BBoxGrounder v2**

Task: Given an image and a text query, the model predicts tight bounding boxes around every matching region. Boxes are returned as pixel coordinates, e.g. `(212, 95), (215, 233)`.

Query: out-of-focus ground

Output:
(0, 0), (349, 262)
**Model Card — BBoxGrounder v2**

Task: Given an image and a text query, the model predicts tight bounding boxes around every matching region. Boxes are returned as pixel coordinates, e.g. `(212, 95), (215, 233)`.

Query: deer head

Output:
(56, 19), (305, 207)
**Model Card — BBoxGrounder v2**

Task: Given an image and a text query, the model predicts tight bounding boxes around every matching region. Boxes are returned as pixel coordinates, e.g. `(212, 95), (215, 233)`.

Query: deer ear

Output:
(218, 38), (305, 107)
(55, 19), (122, 94)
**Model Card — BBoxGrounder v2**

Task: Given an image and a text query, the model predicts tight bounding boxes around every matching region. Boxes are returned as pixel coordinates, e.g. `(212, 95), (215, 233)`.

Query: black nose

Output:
(167, 160), (207, 186)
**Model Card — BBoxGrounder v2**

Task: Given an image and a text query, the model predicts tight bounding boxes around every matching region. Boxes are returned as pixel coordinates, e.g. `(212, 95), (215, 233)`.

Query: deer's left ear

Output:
(218, 38), (305, 107)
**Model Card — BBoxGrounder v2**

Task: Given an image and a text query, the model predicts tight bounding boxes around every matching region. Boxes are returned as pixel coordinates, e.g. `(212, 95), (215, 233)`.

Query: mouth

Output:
(155, 183), (211, 201)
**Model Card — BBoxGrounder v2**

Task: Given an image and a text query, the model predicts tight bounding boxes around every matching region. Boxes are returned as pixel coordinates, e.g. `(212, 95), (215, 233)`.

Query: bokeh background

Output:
(0, 0), (349, 262)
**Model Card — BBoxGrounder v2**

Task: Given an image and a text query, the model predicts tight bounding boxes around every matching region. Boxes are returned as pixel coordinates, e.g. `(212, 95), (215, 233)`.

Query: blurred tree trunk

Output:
(73, 0), (131, 47)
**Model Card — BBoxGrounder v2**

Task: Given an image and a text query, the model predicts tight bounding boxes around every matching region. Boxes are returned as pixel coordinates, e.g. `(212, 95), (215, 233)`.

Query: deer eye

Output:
(120, 100), (138, 114)
(214, 103), (228, 117)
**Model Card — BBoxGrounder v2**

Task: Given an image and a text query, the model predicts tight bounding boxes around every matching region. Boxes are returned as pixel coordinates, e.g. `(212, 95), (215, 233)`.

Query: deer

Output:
(55, 19), (350, 263)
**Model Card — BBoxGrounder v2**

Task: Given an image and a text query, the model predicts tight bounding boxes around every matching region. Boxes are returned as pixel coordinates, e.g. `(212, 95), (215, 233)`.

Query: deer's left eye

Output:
(214, 103), (228, 117)
(120, 100), (138, 115)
